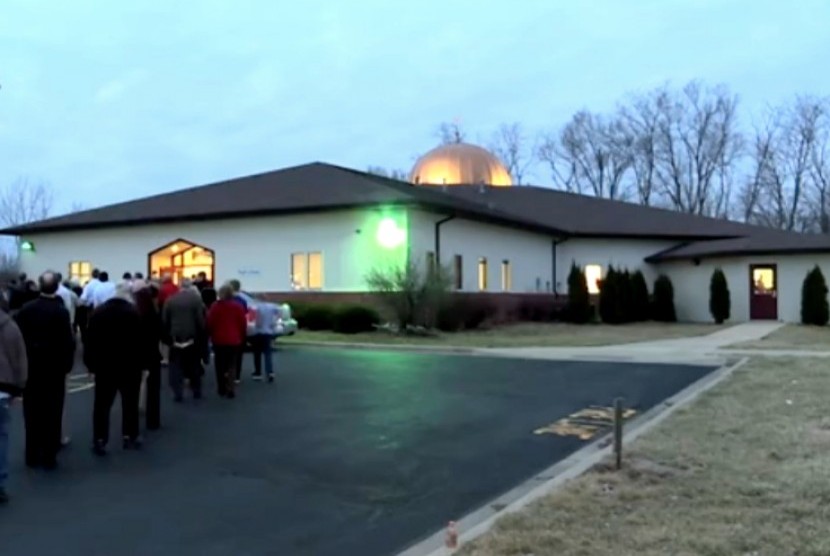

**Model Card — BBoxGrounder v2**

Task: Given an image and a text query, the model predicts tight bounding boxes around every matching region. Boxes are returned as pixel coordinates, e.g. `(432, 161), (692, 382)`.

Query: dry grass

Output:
(459, 356), (830, 556)
(281, 322), (721, 349)
(731, 324), (830, 351)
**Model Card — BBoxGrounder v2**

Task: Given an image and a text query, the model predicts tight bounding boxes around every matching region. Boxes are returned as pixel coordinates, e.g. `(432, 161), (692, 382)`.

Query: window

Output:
(453, 255), (463, 290)
(478, 257), (488, 291)
(69, 261), (92, 284)
(291, 252), (324, 289)
(752, 267), (775, 293)
(585, 264), (602, 294)
(501, 260), (511, 291)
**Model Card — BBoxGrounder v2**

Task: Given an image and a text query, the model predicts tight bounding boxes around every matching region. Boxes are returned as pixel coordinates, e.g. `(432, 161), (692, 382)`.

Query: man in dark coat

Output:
(162, 280), (207, 401)
(14, 271), (75, 470)
(85, 283), (144, 454)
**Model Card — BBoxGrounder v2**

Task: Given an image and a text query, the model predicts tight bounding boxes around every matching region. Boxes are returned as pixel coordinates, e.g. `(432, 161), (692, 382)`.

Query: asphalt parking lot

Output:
(0, 347), (715, 556)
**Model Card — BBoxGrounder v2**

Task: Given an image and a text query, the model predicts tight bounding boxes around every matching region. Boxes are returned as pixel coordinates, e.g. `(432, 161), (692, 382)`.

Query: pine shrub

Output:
(599, 265), (621, 324)
(801, 266), (830, 326)
(564, 262), (592, 324)
(709, 268), (731, 324)
(652, 275), (677, 322)
(630, 270), (650, 321)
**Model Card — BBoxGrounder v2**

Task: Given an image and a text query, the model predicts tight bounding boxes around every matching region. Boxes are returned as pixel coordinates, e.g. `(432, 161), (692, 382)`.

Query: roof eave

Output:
(647, 245), (830, 263)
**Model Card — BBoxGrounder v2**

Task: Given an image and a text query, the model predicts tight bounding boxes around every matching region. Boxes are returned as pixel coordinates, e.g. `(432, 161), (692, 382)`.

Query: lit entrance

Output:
(749, 264), (778, 320)
(148, 239), (215, 285)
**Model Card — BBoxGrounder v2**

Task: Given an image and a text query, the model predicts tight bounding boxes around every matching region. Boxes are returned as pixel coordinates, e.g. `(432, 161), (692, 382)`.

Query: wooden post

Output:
(613, 397), (624, 470)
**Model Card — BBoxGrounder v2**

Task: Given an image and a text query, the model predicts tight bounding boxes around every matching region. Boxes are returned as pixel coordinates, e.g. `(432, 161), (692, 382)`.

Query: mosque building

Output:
(4, 141), (830, 322)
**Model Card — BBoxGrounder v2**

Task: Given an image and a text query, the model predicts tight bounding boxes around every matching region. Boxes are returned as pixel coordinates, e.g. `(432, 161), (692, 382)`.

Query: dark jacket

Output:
(14, 295), (75, 385)
(137, 306), (162, 370)
(84, 297), (143, 374)
(162, 289), (205, 344)
(0, 310), (27, 396)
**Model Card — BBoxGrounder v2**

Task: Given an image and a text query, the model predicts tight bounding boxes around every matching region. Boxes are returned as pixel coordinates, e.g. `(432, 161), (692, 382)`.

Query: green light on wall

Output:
(20, 240), (35, 252)
(376, 217), (406, 249)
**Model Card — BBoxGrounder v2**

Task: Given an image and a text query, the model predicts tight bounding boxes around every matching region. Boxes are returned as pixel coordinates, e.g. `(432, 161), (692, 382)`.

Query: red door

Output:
(749, 265), (778, 320)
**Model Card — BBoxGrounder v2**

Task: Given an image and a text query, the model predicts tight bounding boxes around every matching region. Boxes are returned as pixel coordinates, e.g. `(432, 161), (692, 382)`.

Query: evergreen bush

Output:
(332, 305), (381, 334)
(652, 275), (677, 322)
(564, 262), (592, 324)
(599, 265), (621, 324)
(801, 266), (830, 326)
(709, 268), (731, 324)
(299, 305), (336, 330)
(630, 270), (650, 321)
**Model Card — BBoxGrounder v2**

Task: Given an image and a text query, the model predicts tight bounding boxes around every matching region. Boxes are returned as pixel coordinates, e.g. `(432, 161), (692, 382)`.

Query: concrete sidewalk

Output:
(482, 322), (788, 365)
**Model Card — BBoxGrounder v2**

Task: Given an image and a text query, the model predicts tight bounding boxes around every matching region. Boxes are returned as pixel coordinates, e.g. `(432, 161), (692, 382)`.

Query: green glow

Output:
(376, 217), (406, 249)
(20, 240), (35, 252)
(355, 209), (409, 291)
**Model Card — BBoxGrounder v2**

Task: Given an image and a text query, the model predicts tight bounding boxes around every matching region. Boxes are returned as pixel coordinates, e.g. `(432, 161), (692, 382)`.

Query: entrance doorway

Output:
(749, 264), (778, 320)
(148, 239), (215, 285)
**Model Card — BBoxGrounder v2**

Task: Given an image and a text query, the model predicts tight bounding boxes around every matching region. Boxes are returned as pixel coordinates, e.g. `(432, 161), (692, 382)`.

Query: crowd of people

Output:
(0, 268), (280, 504)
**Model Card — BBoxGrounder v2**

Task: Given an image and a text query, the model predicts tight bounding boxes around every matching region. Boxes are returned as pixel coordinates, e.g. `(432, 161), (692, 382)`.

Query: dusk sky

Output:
(1, 0), (828, 215)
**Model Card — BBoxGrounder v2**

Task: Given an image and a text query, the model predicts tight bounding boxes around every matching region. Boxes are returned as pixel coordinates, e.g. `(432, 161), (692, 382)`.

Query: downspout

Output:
(435, 215), (456, 265)
(552, 237), (568, 294)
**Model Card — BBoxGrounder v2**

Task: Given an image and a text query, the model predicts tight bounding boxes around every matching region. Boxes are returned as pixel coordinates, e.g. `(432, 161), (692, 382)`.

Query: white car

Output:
(238, 291), (298, 338)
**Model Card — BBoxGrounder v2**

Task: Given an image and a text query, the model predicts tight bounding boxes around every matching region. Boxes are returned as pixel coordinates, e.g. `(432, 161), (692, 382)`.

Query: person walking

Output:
(134, 287), (162, 430)
(227, 279), (248, 384)
(161, 280), (206, 402)
(0, 306), (27, 503)
(251, 302), (279, 383)
(84, 283), (144, 455)
(55, 272), (79, 448)
(157, 274), (179, 365)
(207, 285), (246, 399)
(13, 272), (75, 470)
(90, 271), (116, 308)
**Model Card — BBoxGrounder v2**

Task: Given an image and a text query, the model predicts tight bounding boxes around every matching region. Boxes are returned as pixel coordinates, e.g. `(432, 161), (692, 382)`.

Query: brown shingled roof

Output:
(4, 162), (828, 259)
(0, 163), (566, 236)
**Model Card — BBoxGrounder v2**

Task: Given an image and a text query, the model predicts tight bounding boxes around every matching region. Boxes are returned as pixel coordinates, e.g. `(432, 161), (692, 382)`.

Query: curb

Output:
(396, 356), (750, 556)
(279, 340), (478, 355)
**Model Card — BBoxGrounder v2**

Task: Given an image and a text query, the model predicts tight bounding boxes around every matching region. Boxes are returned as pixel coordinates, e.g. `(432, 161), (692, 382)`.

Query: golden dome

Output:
(409, 142), (512, 187)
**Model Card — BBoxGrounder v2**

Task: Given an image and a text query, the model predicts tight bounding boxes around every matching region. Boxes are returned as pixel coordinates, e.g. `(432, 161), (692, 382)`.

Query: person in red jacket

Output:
(206, 285), (247, 399)
(157, 274), (179, 307)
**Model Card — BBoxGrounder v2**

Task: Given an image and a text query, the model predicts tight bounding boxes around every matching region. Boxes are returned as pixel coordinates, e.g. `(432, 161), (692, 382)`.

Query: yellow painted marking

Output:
(68, 383), (95, 394)
(534, 405), (638, 439)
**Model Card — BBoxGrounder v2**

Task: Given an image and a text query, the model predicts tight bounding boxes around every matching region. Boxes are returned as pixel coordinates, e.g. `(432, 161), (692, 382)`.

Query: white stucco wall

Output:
(658, 254), (830, 323)
(408, 210), (556, 292)
(555, 238), (676, 293)
(15, 209), (407, 292)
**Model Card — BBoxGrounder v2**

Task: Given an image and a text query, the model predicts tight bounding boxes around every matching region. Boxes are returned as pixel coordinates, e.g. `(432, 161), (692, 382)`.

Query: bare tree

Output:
(367, 166), (409, 181)
(0, 177), (54, 228)
(538, 110), (633, 199)
(488, 122), (536, 185)
(436, 120), (466, 144)
(642, 81), (743, 216)
(619, 98), (660, 206)
(742, 97), (829, 231)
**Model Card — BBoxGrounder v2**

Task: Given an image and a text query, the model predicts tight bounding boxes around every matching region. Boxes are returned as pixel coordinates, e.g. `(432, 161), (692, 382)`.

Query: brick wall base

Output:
(256, 291), (568, 324)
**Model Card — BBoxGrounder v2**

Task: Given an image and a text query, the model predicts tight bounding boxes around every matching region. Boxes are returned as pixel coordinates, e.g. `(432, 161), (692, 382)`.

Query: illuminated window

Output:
(69, 261), (92, 284)
(501, 260), (512, 291)
(752, 267), (775, 293)
(454, 255), (463, 290)
(585, 264), (602, 294)
(478, 257), (488, 291)
(308, 252), (323, 289)
(291, 252), (324, 290)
